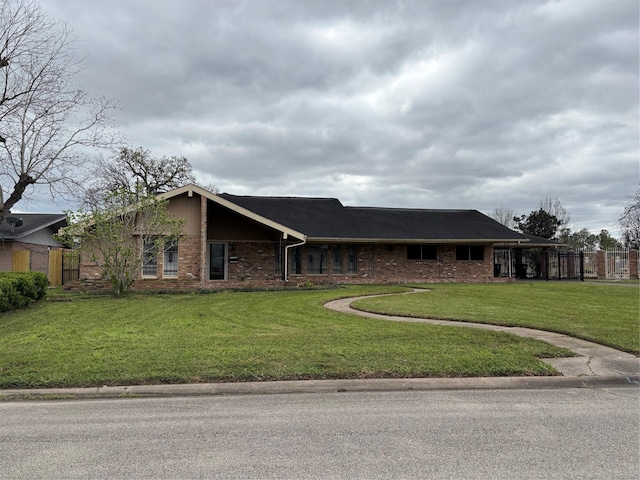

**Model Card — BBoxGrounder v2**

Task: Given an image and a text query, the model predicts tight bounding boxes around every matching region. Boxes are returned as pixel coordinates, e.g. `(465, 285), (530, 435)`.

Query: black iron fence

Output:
(494, 249), (585, 281)
(62, 249), (80, 285)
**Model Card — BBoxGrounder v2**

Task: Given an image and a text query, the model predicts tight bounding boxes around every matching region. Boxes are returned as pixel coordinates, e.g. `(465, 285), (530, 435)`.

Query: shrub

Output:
(0, 272), (48, 312)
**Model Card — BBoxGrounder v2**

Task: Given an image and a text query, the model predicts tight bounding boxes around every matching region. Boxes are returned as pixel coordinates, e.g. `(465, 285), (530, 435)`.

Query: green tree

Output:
(538, 197), (570, 228)
(598, 229), (621, 250)
(58, 188), (184, 296)
(557, 227), (598, 251)
(514, 209), (561, 239)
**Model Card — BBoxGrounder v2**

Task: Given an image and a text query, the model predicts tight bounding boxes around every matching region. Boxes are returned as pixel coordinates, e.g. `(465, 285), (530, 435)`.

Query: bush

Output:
(0, 272), (48, 312)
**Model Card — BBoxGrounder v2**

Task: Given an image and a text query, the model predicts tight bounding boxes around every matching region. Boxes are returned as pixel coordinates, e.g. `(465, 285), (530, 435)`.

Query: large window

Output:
(142, 237), (158, 277)
(346, 245), (358, 274)
(307, 245), (328, 274)
(163, 241), (178, 277)
(407, 244), (438, 260)
(456, 245), (485, 261)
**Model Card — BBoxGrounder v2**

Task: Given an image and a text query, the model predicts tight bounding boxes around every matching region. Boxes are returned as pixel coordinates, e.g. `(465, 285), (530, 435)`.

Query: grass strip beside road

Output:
(0, 285), (571, 389)
(353, 283), (639, 354)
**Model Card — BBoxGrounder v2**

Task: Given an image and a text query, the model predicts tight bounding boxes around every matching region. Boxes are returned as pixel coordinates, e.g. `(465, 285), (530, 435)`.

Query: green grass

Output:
(0, 285), (571, 389)
(353, 283), (640, 354)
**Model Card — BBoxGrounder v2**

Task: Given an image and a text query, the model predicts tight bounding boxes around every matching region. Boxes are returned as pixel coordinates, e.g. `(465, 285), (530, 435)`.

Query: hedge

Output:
(0, 272), (48, 312)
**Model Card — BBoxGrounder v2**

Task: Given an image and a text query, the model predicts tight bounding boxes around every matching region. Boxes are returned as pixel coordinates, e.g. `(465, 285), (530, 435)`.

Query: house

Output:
(77, 184), (543, 289)
(0, 213), (68, 285)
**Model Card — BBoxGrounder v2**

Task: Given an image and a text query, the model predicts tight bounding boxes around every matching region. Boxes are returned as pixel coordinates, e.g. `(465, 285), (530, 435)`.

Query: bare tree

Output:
(538, 197), (570, 228)
(620, 187), (640, 249)
(489, 206), (517, 229)
(93, 146), (197, 196)
(0, 0), (116, 224)
(85, 146), (218, 205)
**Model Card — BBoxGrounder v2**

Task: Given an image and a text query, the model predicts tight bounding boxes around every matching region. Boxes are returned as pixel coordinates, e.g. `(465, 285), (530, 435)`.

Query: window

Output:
(456, 245), (485, 261)
(163, 241), (178, 277)
(307, 245), (328, 274)
(346, 245), (358, 274)
(407, 245), (438, 260)
(274, 244), (282, 277)
(209, 243), (226, 280)
(142, 237), (158, 277)
(291, 246), (302, 275)
(332, 245), (343, 274)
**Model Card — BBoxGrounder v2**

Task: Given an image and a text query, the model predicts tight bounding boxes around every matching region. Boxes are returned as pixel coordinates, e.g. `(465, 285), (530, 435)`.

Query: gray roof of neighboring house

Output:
(218, 193), (531, 243)
(0, 213), (67, 240)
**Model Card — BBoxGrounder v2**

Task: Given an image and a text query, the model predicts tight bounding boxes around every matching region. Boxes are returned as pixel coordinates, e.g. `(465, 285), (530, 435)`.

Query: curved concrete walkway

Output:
(324, 291), (640, 379)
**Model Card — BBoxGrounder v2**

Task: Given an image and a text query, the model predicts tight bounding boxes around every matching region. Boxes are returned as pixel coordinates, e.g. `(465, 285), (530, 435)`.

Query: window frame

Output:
(142, 237), (158, 278)
(346, 245), (358, 274)
(332, 245), (343, 274)
(456, 245), (485, 261)
(163, 241), (179, 278)
(306, 244), (328, 275)
(407, 244), (438, 261)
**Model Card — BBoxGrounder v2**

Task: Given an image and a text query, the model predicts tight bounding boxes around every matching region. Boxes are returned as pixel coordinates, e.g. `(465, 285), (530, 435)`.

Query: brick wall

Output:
(630, 250), (638, 279)
(288, 243), (496, 285)
(227, 241), (279, 282)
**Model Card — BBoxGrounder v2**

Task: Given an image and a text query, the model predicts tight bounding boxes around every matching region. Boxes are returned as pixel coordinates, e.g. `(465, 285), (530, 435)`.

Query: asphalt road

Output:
(1, 387), (638, 479)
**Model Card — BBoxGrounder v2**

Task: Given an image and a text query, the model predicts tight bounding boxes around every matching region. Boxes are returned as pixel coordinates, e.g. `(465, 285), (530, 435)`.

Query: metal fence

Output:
(62, 249), (80, 285)
(494, 248), (634, 281)
(581, 249), (598, 279)
(605, 249), (630, 279)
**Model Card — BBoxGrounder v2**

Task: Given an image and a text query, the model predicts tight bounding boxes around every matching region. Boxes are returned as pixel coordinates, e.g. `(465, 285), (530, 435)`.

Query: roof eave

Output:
(305, 237), (531, 244)
(1, 215), (67, 240)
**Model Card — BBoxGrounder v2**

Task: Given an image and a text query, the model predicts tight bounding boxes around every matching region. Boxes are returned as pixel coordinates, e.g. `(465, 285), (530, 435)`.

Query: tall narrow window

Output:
(163, 241), (178, 277)
(332, 245), (343, 274)
(307, 245), (328, 274)
(209, 243), (226, 280)
(274, 244), (282, 277)
(142, 237), (158, 277)
(346, 245), (358, 274)
(291, 246), (302, 275)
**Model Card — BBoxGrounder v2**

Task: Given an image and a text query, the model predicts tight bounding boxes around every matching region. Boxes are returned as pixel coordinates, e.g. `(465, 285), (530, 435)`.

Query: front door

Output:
(209, 243), (227, 280)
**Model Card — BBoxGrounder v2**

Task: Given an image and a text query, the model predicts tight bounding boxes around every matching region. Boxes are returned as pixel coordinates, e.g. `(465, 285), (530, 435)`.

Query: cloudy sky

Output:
(32, 0), (639, 234)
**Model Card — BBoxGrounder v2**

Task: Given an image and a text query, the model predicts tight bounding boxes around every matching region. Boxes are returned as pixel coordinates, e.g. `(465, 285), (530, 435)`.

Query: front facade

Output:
(78, 185), (539, 289)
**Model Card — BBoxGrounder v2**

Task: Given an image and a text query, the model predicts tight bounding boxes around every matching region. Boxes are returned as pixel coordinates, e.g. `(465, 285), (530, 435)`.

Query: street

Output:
(1, 386), (638, 479)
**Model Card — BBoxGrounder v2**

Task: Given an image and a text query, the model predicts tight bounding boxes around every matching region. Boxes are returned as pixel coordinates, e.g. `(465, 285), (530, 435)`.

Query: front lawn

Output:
(353, 283), (639, 354)
(0, 285), (571, 389)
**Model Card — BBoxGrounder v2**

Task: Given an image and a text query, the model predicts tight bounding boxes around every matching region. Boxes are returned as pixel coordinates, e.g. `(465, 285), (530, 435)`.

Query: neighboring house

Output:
(0, 214), (68, 284)
(78, 184), (548, 289)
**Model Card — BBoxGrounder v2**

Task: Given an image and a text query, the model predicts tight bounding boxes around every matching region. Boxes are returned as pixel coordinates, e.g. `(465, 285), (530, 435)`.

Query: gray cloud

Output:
(31, 0), (639, 235)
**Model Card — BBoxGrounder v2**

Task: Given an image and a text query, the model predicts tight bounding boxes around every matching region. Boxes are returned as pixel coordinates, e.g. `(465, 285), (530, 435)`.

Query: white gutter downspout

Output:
(284, 234), (306, 283)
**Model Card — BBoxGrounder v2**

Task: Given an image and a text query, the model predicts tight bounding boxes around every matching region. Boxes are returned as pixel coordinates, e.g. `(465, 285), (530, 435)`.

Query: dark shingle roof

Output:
(218, 194), (528, 243)
(0, 213), (67, 240)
